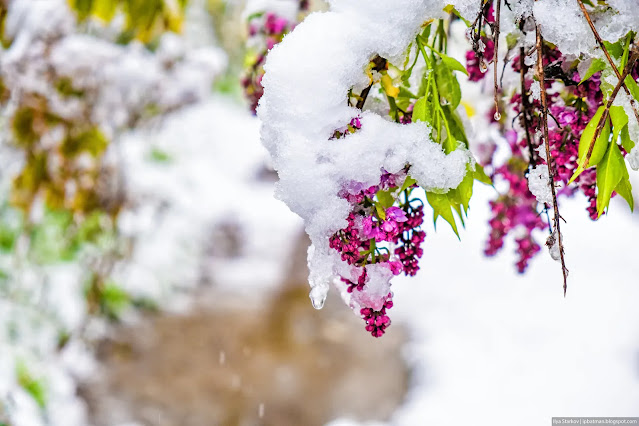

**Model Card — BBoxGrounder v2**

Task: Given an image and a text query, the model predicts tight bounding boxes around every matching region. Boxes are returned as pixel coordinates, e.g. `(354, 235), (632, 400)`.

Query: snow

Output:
(527, 164), (553, 206)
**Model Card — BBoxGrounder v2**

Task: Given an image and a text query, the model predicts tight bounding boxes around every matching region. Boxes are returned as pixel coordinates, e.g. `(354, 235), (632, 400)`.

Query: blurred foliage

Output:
(10, 104), (116, 217)
(68, 0), (188, 43)
(16, 362), (46, 409)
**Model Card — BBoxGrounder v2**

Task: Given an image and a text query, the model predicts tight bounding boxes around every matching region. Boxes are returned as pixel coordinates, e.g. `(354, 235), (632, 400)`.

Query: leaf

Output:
(375, 203), (386, 220)
(438, 52), (469, 76)
(434, 60), (461, 110)
(621, 125), (635, 153)
(506, 33), (519, 51)
(412, 96), (432, 125)
(442, 129), (457, 154)
(381, 74), (400, 98)
(603, 40), (623, 59)
(93, 0), (118, 21)
(17, 362), (46, 408)
(570, 106), (610, 183)
(596, 141), (626, 217)
(426, 191), (460, 238)
(450, 166), (474, 214)
(579, 58), (606, 83)
(615, 175), (634, 212)
(443, 5), (471, 25)
(625, 75), (639, 102)
(609, 105), (628, 145)
(441, 105), (468, 145)
(473, 164), (493, 185)
(399, 175), (417, 193)
(376, 189), (395, 208)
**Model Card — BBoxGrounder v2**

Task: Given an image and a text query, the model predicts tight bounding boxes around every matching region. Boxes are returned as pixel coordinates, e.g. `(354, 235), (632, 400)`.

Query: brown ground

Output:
(81, 234), (410, 426)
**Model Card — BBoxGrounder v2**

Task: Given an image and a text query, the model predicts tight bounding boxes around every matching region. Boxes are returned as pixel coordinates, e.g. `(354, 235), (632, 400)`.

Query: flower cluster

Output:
(473, 41), (631, 271)
(242, 1), (309, 113)
(329, 167), (426, 337)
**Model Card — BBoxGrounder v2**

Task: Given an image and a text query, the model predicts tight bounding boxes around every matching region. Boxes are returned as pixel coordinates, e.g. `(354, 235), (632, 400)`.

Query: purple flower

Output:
(386, 206), (407, 222)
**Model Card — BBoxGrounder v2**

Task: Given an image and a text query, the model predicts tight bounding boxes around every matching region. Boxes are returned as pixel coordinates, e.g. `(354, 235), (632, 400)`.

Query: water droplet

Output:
(440, 97), (450, 106)
(219, 351), (226, 365)
(494, 111), (502, 121)
(310, 294), (325, 310)
(479, 59), (488, 73)
(309, 286), (327, 310)
(258, 403), (265, 418)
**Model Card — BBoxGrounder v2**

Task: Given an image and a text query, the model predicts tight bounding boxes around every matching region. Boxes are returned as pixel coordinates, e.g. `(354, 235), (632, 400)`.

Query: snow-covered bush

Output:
(0, 0), (225, 423)
(257, 0), (639, 336)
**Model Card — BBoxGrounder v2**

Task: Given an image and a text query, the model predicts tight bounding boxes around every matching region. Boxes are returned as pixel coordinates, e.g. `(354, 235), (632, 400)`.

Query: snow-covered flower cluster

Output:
(258, 0), (485, 336)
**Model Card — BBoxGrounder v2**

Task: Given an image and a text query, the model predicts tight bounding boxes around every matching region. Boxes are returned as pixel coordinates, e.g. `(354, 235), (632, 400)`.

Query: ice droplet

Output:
(479, 59), (488, 73)
(494, 111), (502, 121)
(309, 286), (327, 310)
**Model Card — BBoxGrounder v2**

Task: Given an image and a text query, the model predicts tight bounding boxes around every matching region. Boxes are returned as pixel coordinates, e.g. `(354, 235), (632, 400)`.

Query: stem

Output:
(519, 46), (537, 166)
(576, 0), (639, 126)
(535, 26), (569, 296)
(493, 0), (502, 115)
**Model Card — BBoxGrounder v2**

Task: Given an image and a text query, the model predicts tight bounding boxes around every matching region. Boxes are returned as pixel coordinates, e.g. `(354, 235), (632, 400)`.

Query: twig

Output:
(519, 46), (537, 166)
(493, 0), (502, 117)
(535, 26), (569, 296)
(581, 52), (639, 169)
(576, 0), (639, 126)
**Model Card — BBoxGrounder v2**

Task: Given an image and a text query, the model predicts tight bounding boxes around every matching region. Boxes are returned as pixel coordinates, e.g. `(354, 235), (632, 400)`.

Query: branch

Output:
(493, 0), (502, 118)
(535, 26), (569, 296)
(519, 46), (537, 166)
(576, 0), (639, 126)
(581, 51), (639, 169)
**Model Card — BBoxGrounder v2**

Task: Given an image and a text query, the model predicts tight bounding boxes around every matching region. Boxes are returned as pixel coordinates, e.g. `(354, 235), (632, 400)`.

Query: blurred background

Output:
(0, 1), (638, 425)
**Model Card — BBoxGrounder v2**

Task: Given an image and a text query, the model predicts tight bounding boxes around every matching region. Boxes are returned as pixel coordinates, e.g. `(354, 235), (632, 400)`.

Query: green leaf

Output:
(101, 282), (131, 318)
(442, 130), (457, 154)
(426, 191), (460, 238)
(609, 105), (628, 145)
(621, 125), (635, 153)
(596, 141), (626, 217)
(443, 5), (471, 25)
(473, 164), (493, 185)
(412, 96), (433, 125)
(93, 0), (118, 21)
(434, 60), (461, 110)
(449, 166), (474, 214)
(506, 33), (519, 51)
(375, 203), (386, 220)
(441, 105), (468, 145)
(399, 175), (417, 193)
(603, 40), (623, 59)
(376, 189), (395, 208)
(17, 362), (46, 408)
(570, 106), (610, 183)
(625, 75), (639, 102)
(579, 58), (606, 83)
(615, 175), (634, 212)
(439, 52), (469, 76)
